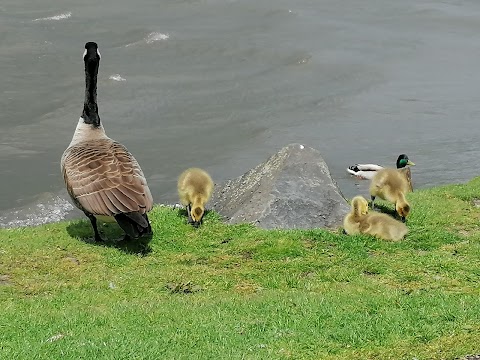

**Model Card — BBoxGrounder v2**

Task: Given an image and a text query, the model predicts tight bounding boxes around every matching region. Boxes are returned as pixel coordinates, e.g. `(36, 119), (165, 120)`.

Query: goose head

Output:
(82, 42), (101, 127)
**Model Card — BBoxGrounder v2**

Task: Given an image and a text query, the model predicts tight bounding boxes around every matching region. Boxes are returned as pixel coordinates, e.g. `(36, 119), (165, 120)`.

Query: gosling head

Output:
(351, 196), (369, 217)
(191, 206), (205, 228)
(396, 202), (410, 222)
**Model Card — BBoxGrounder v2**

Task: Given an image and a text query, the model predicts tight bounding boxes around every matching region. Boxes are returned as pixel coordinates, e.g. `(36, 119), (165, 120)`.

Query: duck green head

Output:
(396, 154), (415, 168)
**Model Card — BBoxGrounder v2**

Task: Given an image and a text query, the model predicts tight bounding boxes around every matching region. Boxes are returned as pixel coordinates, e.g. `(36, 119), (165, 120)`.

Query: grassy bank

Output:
(1, 177), (480, 360)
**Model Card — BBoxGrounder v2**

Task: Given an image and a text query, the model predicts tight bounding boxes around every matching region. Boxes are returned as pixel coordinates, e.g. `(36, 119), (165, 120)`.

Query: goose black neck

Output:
(82, 56), (100, 127)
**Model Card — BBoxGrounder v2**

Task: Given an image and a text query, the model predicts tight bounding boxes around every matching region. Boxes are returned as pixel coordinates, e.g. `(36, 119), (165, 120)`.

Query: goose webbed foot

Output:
(192, 220), (201, 228)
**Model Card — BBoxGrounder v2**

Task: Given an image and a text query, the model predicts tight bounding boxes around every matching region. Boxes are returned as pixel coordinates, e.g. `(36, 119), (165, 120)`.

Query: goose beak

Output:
(407, 161), (415, 166)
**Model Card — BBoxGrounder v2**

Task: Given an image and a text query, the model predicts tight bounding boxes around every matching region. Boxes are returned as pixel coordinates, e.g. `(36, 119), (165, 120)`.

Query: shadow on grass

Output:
(372, 203), (397, 217)
(371, 203), (411, 224)
(176, 206), (188, 218)
(66, 220), (152, 256)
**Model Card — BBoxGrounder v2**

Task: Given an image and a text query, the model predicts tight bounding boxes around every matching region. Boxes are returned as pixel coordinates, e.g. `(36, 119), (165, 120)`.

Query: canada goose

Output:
(347, 154), (415, 180)
(177, 168), (213, 227)
(369, 166), (412, 222)
(344, 196), (408, 241)
(61, 42), (153, 242)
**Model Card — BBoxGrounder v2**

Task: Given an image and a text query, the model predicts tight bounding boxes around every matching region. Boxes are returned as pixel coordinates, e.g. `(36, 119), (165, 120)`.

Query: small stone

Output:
(45, 334), (65, 343)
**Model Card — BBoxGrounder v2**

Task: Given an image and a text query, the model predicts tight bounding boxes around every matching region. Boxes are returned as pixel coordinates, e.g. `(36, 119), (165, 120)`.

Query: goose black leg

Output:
(370, 195), (376, 209)
(186, 204), (194, 225)
(85, 212), (103, 242)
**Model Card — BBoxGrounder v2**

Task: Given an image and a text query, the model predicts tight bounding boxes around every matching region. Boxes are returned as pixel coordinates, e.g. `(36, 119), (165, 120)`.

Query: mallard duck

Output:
(61, 42), (153, 242)
(369, 166), (412, 222)
(344, 196), (408, 241)
(177, 168), (214, 227)
(347, 154), (415, 180)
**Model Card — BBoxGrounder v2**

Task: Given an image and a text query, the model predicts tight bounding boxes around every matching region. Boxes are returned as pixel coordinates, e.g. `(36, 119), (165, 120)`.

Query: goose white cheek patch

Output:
(82, 48), (101, 60)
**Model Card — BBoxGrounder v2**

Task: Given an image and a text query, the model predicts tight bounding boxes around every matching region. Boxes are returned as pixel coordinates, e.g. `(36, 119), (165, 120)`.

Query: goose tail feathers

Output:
(114, 212), (152, 239)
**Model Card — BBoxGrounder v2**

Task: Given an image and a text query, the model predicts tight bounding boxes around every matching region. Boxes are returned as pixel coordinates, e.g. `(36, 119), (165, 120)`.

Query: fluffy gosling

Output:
(344, 196), (408, 241)
(177, 168), (214, 227)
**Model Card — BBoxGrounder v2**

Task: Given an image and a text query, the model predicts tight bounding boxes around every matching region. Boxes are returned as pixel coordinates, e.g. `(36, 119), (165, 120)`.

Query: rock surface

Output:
(211, 143), (350, 229)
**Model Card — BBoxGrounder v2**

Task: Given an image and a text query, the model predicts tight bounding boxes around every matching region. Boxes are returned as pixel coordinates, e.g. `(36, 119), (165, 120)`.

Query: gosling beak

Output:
(407, 161), (415, 166)
(192, 221), (201, 228)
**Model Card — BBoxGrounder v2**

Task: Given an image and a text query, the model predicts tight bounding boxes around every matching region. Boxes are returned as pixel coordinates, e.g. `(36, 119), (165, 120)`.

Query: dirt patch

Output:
(241, 251), (253, 260)
(64, 256), (80, 265)
(234, 282), (263, 294)
(449, 224), (480, 238)
(302, 239), (316, 249)
(0, 274), (11, 286)
(166, 281), (202, 294)
(458, 230), (469, 237)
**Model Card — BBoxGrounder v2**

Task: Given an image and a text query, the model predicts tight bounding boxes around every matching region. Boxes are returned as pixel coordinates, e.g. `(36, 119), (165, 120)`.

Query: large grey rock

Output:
(211, 143), (350, 229)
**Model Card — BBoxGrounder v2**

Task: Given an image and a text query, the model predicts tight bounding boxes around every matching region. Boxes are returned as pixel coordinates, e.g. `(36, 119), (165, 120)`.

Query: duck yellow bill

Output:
(407, 160), (415, 166)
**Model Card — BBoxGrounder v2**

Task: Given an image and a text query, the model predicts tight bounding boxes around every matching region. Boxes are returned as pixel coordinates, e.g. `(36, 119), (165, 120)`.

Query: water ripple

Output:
(125, 32), (169, 47)
(33, 11), (72, 22)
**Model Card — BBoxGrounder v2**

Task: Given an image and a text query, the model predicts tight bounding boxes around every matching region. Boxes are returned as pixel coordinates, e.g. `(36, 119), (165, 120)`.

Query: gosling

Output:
(344, 196), (408, 241)
(177, 168), (214, 227)
(370, 167), (412, 222)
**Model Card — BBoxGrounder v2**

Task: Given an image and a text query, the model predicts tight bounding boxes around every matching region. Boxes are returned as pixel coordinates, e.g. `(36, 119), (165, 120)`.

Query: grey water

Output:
(1, 0), (480, 226)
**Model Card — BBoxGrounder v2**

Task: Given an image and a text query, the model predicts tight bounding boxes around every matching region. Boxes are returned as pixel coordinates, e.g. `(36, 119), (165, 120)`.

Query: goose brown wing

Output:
(62, 139), (153, 216)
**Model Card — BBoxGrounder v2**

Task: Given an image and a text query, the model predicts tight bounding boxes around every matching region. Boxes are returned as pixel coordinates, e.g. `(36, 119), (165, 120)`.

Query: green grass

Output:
(2, 178), (480, 360)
